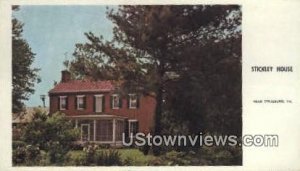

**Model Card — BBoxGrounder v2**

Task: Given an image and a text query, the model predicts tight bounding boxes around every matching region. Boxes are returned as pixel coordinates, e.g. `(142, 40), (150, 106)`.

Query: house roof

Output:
(48, 80), (114, 94)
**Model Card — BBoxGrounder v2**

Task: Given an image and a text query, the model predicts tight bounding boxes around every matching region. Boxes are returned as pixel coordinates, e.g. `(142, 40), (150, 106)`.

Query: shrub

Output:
(13, 145), (41, 166)
(94, 149), (123, 166)
(20, 111), (80, 165)
(65, 152), (88, 166)
(12, 140), (26, 149)
(83, 142), (99, 164)
(162, 150), (191, 165)
(13, 147), (26, 164)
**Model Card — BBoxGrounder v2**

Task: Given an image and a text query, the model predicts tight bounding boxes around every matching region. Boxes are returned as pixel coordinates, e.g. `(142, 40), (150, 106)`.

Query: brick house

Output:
(48, 70), (156, 146)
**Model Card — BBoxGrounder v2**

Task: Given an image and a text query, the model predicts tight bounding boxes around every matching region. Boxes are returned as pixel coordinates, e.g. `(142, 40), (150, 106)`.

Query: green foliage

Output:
(13, 145), (41, 166)
(65, 151), (88, 166)
(94, 149), (122, 166)
(65, 148), (123, 166)
(146, 146), (242, 166)
(12, 140), (26, 149)
(66, 148), (157, 166)
(12, 7), (40, 113)
(162, 150), (191, 165)
(20, 110), (80, 164)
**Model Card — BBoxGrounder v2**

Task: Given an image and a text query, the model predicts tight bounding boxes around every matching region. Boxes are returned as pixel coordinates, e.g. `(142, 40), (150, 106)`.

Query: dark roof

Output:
(49, 80), (114, 94)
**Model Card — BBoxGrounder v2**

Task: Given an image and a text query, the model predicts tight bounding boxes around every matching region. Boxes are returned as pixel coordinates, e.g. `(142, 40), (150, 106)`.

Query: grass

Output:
(67, 148), (157, 166)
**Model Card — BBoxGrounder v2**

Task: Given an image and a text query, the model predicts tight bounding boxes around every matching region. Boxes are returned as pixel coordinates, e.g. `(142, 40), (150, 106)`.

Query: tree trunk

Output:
(152, 63), (165, 156)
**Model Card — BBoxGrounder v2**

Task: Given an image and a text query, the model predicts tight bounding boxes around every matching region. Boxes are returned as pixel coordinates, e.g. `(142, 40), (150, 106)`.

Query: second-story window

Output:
(129, 94), (138, 109)
(77, 95), (85, 110)
(111, 94), (121, 109)
(59, 96), (67, 110)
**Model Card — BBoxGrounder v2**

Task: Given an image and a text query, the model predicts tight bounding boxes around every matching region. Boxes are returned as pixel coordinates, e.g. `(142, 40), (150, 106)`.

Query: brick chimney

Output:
(61, 70), (71, 83)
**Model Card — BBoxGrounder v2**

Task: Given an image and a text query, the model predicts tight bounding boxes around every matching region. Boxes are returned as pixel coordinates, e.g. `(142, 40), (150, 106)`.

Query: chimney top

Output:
(61, 70), (71, 83)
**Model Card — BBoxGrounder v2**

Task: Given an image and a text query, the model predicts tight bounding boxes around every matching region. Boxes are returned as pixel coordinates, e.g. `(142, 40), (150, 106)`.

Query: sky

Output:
(13, 5), (116, 107)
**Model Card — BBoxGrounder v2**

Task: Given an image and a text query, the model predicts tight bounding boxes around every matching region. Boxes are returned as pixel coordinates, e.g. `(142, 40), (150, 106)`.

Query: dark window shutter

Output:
(75, 96), (77, 110)
(136, 95), (140, 108)
(58, 97), (60, 110)
(110, 95), (113, 109)
(102, 96), (105, 112)
(93, 96), (96, 112)
(66, 96), (68, 110)
(119, 96), (122, 108)
(83, 96), (86, 109)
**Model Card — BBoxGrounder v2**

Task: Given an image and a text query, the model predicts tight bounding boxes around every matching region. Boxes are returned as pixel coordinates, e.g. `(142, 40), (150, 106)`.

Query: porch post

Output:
(112, 118), (116, 143)
(75, 119), (78, 128)
(94, 120), (97, 141)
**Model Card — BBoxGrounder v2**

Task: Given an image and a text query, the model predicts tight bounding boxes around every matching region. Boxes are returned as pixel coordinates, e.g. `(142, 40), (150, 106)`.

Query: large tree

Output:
(12, 6), (40, 113)
(67, 5), (241, 154)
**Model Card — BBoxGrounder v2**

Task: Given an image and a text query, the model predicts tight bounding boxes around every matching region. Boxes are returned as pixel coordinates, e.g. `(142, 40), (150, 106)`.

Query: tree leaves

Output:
(12, 13), (40, 113)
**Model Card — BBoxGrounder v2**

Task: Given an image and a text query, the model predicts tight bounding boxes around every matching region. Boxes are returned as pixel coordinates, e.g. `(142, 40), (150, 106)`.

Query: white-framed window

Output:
(129, 94), (138, 109)
(77, 95), (85, 110)
(112, 94), (120, 109)
(59, 96), (67, 110)
(128, 120), (138, 137)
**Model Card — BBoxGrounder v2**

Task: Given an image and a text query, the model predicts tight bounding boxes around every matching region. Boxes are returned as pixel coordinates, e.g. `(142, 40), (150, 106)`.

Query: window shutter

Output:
(136, 95), (140, 108)
(75, 96), (77, 110)
(119, 96), (122, 108)
(83, 96), (86, 109)
(93, 96), (96, 112)
(102, 96), (105, 112)
(110, 95), (113, 109)
(66, 96), (69, 110)
(58, 97), (60, 110)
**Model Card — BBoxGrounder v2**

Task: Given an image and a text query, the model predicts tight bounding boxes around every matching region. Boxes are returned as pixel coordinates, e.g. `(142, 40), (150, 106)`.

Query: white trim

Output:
(128, 119), (138, 122)
(112, 119), (116, 143)
(75, 119), (78, 128)
(94, 94), (104, 97)
(59, 96), (67, 110)
(112, 94), (120, 109)
(93, 120), (97, 141)
(80, 124), (90, 141)
(67, 114), (127, 119)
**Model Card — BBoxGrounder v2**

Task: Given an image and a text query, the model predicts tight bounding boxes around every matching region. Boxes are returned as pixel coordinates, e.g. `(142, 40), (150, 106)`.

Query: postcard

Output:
(0, 0), (299, 170)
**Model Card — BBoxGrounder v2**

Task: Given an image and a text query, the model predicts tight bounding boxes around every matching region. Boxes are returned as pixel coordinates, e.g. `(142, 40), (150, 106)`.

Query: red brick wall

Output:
(49, 92), (156, 133)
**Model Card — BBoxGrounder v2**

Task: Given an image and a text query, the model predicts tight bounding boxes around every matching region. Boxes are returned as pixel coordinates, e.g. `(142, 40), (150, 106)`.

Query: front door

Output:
(95, 95), (103, 113)
(81, 124), (90, 141)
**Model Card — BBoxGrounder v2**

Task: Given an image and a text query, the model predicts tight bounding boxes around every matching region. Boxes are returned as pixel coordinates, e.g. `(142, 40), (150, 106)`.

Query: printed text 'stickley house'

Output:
(49, 70), (156, 146)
